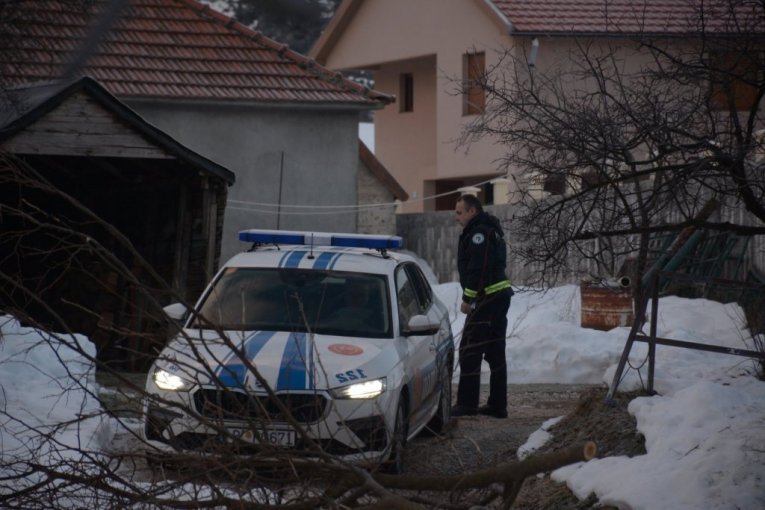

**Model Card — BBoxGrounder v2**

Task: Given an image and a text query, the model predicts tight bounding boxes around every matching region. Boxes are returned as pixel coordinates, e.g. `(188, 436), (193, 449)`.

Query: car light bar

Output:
(239, 229), (403, 250)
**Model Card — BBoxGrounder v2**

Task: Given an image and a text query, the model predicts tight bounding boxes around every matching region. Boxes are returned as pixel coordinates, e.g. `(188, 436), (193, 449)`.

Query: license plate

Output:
(227, 427), (296, 447)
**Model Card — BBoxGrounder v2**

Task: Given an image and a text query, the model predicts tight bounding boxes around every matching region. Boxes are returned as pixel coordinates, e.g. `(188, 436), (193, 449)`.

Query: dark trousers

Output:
(456, 289), (511, 410)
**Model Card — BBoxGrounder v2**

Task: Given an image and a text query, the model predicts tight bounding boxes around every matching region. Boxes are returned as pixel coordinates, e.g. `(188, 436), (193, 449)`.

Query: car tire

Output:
(381, 398), (407, 474)
(425, 365), (452, 435)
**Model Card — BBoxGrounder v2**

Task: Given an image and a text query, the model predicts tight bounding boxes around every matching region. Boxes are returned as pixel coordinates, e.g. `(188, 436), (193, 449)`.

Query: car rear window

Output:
(193, 268), (392, 338)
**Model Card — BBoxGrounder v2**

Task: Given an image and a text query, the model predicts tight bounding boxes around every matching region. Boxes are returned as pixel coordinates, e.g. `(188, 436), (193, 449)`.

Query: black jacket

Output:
(457, 211), (511, 304)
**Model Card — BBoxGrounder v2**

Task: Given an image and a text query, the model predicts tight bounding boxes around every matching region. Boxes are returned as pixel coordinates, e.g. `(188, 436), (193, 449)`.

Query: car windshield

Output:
(192, 268), (392, 338)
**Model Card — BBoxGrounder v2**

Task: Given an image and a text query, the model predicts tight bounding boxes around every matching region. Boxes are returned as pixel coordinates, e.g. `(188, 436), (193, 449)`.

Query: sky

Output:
(1, 282), (763, 508)
(359, 121), (374, 152)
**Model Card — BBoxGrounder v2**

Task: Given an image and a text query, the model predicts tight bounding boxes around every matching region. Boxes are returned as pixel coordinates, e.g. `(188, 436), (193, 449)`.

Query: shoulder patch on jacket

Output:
(472, 233), (485, 244)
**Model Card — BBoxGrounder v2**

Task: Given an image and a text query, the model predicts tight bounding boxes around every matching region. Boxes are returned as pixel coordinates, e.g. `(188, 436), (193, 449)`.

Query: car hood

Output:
(157, 329), (399, 393)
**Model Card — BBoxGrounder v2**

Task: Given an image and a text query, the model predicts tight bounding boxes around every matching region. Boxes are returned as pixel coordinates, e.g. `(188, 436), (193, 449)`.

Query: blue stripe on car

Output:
(276, 332), (312, 390)
(284, 250), (308, 268)
(328, 253), (343, 269)
(278, 250), (293, 268)
(312, 251), (335, 269)
(216, 330), (276, 387)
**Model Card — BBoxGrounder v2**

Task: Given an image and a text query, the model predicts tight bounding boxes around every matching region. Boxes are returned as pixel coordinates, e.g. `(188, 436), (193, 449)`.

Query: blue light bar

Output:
(239, 229), (403, 250)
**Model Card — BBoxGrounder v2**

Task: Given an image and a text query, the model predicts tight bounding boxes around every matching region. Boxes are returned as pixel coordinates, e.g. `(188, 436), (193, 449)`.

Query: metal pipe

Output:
(529, 38), (539, 67)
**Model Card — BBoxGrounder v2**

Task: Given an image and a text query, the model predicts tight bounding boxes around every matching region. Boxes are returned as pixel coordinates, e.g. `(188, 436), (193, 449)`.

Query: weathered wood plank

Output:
(3, 135), (173, 158)
(1, 90), (174, 159)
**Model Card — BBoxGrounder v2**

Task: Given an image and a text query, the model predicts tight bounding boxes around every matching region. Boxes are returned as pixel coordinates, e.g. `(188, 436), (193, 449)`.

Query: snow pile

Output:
(2, 281), (764, 509)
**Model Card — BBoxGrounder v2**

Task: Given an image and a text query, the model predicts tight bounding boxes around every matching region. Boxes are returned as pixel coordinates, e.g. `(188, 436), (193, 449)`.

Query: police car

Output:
(143, 230), (454, 473)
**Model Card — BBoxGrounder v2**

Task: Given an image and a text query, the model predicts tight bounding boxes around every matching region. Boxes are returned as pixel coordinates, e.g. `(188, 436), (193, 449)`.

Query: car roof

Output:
(224, 245), (418, 276)
(225, 229), (420, 276)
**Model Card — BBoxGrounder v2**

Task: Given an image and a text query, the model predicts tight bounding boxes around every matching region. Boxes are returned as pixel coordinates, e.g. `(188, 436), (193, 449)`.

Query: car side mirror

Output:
(403, 314), (441, 337)
(163, 303), (189, 324)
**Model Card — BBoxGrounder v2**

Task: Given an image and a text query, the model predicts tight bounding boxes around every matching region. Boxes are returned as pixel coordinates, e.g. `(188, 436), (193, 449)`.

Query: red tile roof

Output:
(311, 1), (762, 65)
(491, 0), (764, 36)
(2, 0), (392, 105)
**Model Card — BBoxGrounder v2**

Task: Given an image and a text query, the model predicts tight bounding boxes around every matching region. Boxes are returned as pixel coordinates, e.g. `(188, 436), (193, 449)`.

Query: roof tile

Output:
(2, 0), (392, 105)
(491, 0), (763, 35)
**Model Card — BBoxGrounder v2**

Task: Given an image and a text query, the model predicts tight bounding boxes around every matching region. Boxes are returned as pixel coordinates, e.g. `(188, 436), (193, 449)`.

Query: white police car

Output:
(143, 230), (453, 473)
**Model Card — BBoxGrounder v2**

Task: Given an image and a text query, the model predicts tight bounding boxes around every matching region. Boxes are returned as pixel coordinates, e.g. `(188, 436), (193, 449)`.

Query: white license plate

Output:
(227, 427), (296, 447)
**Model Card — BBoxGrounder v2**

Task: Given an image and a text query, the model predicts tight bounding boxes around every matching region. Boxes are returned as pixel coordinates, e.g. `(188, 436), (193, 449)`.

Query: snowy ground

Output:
(1, 283), (763, 509)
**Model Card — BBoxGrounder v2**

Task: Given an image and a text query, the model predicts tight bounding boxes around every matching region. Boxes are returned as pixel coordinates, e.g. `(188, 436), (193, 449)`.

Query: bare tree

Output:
(0, 1), (595, 505)
(459, 0), (764, 296)
(0, 152), (595, 508)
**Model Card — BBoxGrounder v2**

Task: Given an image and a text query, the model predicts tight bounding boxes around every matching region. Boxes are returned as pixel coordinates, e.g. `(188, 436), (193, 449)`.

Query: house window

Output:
(399, 73), (413, 112)
(463, 52), (486, 115)
(709, 50), (762, 111)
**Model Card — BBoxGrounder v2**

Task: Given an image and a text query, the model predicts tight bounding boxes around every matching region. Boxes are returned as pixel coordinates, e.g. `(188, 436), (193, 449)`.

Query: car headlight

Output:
(153, 367), (189, 391)
(331, 378), (386, 399)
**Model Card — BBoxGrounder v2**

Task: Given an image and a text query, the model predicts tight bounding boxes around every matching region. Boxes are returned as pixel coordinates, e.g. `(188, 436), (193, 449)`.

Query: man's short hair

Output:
(457, 194), (483, 213)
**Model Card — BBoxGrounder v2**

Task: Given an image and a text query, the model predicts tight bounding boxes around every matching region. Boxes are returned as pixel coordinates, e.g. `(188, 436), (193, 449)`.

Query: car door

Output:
(394, 263), (442, 428)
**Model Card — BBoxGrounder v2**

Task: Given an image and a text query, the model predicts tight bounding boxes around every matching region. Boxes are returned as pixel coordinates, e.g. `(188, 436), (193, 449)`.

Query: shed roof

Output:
(0, 76), (236, 184)
(2, 0), (392, 107)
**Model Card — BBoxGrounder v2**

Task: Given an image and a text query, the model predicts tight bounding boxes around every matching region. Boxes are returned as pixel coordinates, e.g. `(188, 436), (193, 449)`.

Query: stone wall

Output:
(357, 158), (398, 235)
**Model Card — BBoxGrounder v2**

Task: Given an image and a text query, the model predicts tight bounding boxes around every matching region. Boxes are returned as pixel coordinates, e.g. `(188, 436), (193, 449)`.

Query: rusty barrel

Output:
(580, 282), (634, 331)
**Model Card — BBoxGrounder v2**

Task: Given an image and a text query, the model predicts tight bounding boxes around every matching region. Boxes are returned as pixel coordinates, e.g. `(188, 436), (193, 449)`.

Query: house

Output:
(310, 0), (763, 212)
(0, 77), (235, 369)
(1, 0), (402, 264)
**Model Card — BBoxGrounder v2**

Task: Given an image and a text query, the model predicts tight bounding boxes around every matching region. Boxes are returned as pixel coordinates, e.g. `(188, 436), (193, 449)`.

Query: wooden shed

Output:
(0, 77), (235, 370)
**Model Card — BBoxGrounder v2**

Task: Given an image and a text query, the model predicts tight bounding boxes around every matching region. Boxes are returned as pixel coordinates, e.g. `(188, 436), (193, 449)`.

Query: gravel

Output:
(405, 384), (596, 476)
(403, 384), (646, 509)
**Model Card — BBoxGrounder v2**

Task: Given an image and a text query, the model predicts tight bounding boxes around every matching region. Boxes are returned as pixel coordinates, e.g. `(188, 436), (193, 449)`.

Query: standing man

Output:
(452, 194), (512, 418)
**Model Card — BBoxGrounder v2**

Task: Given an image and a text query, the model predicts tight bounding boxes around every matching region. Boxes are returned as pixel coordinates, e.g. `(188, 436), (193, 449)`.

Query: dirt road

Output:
(405, 384), (596, 476)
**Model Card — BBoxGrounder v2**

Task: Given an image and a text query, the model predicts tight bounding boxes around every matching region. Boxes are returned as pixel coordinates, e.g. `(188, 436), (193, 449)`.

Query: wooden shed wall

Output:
(2, 91), (173, 159)
(0, 90), (230, 370)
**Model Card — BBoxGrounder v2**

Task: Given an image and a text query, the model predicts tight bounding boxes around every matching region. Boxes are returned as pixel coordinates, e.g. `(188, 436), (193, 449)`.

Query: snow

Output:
(0, 322), (112, 455)
(1, 284), (763, 508)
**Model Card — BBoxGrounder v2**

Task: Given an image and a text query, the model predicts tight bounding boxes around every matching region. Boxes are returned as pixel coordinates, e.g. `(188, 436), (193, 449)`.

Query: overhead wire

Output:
(225, 176), (505, 216)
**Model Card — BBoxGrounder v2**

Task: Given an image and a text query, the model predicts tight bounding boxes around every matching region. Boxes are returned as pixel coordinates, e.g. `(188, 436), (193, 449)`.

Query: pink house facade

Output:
(312, 0), (515, 212)
(311, 0), (760, 212)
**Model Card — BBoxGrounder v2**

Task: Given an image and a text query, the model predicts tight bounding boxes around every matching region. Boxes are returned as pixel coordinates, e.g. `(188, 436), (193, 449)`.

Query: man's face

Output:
(454, 199), (477, 227)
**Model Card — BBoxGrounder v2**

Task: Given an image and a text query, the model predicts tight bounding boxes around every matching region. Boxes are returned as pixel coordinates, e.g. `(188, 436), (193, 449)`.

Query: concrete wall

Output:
(398, 204), (765, 286)
(397, 209), (462, 283)
(396, 204), (556, 286)
(125, 100), (361, 263)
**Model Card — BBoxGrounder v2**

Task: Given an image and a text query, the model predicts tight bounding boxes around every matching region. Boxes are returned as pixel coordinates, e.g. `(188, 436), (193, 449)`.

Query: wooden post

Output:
(648, 272), (659, 393)
(201, 177), (217, 282)
(172, 183), (189, 300)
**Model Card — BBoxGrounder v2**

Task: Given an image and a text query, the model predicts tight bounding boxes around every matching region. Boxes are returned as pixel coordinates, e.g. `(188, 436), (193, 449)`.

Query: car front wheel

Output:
(425, 366), (452, 435)
(381, 398), (407, 474)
